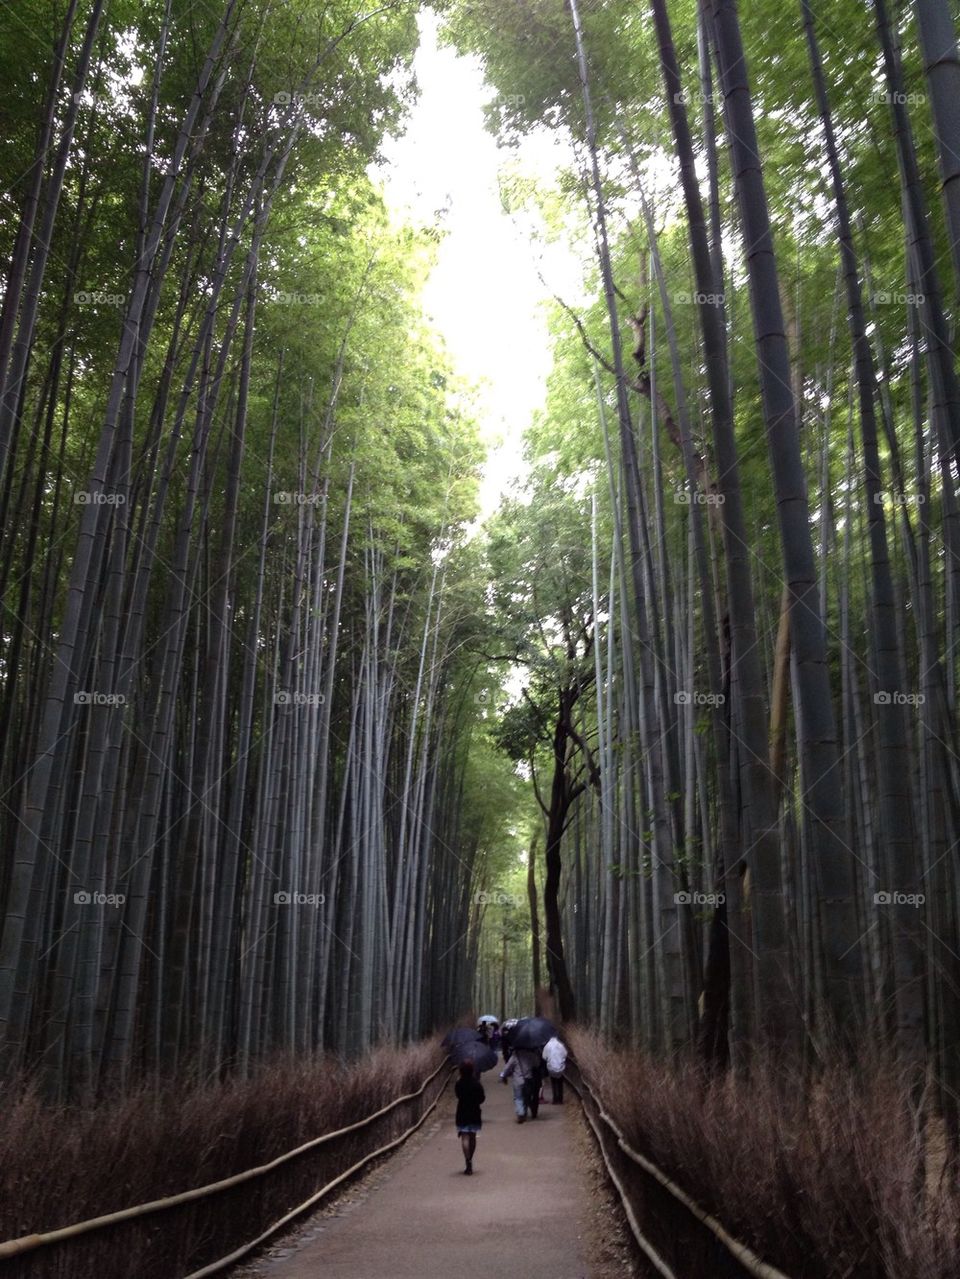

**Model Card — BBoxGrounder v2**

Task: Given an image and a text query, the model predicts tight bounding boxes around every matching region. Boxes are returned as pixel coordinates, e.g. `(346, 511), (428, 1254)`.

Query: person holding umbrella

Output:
(499, 1045), (542, 1121)
(511, 1016), (559, 1051)
(454, 1059), (485, 1175)
(446, 1024), (498, 1074)
(504, 1017), (558, 1119)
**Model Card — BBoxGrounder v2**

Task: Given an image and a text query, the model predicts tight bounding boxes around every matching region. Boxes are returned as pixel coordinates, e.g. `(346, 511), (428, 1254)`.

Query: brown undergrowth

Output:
(570, 1028), (960, 1278)
(0, 1038), (445, 1277)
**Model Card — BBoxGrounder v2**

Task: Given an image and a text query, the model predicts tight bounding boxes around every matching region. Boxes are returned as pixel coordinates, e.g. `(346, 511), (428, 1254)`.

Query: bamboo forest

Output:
(3, 0), (960, 1275)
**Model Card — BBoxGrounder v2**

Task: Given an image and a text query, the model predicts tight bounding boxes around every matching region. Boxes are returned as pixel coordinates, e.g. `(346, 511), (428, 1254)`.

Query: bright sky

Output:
(376, 10), (583, 518)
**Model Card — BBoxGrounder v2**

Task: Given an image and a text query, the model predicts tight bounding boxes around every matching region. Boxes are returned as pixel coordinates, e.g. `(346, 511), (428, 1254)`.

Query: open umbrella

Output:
(442, 1026), (483, 1048)
(449, 1038), (497, 1073)
(511, 1016), (558, 1050)
(477, 1014), (499, 1025)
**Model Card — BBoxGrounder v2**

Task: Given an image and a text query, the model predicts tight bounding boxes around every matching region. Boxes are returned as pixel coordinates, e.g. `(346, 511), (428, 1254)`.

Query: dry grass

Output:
(0, 1039), (445, 1277)
(570, 1029), (960, 1278)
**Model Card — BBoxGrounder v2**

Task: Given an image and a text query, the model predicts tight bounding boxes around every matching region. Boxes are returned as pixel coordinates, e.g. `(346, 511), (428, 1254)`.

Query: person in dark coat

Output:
(454, 1059), (485, 1175)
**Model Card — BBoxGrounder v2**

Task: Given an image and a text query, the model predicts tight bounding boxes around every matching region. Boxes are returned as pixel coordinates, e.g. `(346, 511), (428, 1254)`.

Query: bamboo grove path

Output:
(248, 1074), (591, 1278)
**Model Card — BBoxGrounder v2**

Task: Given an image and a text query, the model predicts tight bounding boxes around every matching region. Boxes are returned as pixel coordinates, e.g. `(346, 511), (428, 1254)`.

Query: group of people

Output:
(453, 1016), (568, 1176)
(500, 1026), (567, 1119)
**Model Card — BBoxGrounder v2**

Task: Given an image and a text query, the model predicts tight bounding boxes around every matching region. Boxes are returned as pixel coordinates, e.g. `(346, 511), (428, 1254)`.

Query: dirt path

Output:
(246, 1070), (597, 1278)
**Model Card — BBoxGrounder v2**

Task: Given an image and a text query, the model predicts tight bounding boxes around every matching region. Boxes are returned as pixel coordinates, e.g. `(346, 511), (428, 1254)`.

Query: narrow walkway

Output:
(252, 1070), (592, 1277)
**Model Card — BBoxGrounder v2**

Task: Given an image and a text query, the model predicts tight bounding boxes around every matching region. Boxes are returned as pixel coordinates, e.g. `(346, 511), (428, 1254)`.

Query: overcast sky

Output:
(376, 10), (583, 519)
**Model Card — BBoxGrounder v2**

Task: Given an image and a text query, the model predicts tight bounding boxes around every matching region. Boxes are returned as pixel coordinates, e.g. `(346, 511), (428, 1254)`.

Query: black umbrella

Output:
(511, 1016), (558, 1050)
(442, 1026), (483, 1048)
(449, 1038), (498, 1073)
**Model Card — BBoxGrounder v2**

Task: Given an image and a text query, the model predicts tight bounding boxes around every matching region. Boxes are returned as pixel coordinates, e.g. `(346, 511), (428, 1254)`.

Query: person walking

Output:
(500, 1018), (517, 1064)
(542, 1035), (567, 1104)
(477, 1018), (500, 1055)
(454, 1059), (484, 1175)
(499, 1046), (541, 1122)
